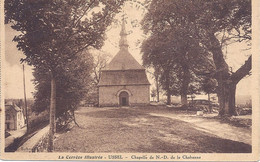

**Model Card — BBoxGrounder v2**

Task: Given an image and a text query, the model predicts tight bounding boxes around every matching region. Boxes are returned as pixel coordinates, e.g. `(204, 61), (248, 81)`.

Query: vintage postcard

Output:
(1, 0), (259, 161)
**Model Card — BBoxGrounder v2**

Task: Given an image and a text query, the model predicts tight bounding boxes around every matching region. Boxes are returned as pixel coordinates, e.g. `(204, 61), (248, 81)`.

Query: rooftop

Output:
(98, 70), (150, 86)
(102, 19), (145, 71)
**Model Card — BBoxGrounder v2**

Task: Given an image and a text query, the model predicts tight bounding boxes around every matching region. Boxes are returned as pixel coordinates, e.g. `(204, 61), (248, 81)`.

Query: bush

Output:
(237, 108), (252, 115)
(28, 111), (49, 132)
(56, 110), (78, 133)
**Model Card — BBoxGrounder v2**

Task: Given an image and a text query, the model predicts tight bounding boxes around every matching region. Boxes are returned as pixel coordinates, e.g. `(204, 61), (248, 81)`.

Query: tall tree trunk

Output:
(215, 73), (227, 116)
(154, 67), (160, 102)
(208, 93), (212, 113)
(155, 75), (160, 102)
(207, 33), (251, 117)
(181, 93), (187, 106)
(22, 64), (29, 132)
(156, 88), (160, 102)
(180, 64), (189, 107)
(218, 80), (237, 116)
(216, 57), (251, 117)
(167, 91), (171, 105)
(220, 80), (242, 116)
(228, 83), (237, 115)
(165, 70), (171, 105)
(207, 33), (231, 116)
(221, 82), (235, 116)
(48, 74), (56, 152)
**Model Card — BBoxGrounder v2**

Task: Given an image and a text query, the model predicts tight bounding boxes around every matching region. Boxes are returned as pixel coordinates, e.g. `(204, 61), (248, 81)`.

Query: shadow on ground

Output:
(54, 107), (251, 153)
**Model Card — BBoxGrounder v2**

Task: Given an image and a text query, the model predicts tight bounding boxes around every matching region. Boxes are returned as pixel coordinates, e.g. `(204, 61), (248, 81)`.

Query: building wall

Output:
(99, 85), (150, 106)
(5, 109), (25, 130)
(5, 109), (17, 130)
(17, 111), (25, 129)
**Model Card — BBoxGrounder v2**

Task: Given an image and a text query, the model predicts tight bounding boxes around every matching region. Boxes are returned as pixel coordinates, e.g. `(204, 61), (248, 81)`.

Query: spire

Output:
(119, 18), (129, 49)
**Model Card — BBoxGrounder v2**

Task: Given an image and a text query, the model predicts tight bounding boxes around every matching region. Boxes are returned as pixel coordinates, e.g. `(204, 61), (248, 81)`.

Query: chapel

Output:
(98, 21), (150, 106)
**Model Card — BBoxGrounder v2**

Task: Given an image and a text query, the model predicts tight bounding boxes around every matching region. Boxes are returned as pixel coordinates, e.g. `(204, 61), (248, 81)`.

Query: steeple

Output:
(119, 18), (129, 49)
(102, 16), (145, 71)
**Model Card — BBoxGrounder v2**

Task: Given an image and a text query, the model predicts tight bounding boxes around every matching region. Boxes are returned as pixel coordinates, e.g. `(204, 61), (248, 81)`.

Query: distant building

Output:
(5, 102), (25, 130)
(98, 20), (150, 106)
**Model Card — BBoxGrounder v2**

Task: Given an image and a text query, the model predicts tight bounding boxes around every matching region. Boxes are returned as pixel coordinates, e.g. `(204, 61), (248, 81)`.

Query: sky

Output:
(5, 24), (35, 99)
(4, 1), (251, 99)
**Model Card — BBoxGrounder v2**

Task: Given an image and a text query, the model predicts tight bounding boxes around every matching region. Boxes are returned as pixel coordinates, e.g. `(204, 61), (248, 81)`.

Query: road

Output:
(5, 126), (27, 148)
(54, 106), (251, 153)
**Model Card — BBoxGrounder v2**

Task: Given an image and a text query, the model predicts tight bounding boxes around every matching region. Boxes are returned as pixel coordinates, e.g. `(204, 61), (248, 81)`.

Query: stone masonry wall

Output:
(99, 85), (150, 107)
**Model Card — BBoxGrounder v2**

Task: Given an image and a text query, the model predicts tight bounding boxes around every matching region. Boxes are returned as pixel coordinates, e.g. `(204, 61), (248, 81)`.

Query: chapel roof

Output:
(102, 19), (144, 71)
(103, 48), (145, 71)
(99, 19), (150, 86)
(98, 70), (150, 86)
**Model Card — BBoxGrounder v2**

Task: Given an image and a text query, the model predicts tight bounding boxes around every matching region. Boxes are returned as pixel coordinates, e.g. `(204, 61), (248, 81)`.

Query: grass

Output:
(54, 106), (251, 153)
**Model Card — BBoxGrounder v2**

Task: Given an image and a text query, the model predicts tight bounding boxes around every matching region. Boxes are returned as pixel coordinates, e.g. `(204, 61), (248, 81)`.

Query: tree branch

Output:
(230, 55), (252, 84)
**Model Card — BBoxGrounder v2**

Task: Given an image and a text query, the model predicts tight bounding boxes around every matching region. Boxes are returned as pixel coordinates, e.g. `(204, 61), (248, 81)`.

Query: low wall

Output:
(17, 125), (49, 152)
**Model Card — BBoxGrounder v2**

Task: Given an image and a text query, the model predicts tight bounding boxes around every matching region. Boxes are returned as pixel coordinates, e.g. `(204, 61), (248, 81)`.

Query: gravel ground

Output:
(54, 106), (251, 153)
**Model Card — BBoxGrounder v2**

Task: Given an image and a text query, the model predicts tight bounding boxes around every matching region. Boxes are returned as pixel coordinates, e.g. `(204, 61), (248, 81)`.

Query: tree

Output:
(153, 67), (162, 102)
(147, 66), (162, 102)
(201, 78), (217, 112)
(141, 19), (214, 106)
(92, 50), (112, 85)
(83, 50), (111, 106)
(151, 88), (156, 101)
(191, 0), (251, 116)
(159, 66), (180, 105)
(142, 0), (251, 116)
(32, 50), (93, 128)
(5, 0), (124, 151)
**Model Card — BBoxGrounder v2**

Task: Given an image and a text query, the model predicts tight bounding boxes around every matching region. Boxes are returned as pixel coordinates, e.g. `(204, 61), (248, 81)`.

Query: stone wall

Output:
(99, 85), (150, 106)
(17, 125), (49, 152)
(32, 131), (49, 152)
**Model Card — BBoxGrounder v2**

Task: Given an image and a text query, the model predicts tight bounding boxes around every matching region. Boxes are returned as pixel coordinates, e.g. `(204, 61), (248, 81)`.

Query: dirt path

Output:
(5, 127), (27, 148)
(149, 113), (251, 145)
(54, 106), (251, 153)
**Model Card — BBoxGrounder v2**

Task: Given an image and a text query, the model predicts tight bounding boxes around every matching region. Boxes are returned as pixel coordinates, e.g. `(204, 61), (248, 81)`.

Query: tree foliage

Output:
(5, 0), (124, 71)
(142, 0), (251, 115)
(202, 78), (218, 95)
(141, 9), (215, 105)
(32, 51), (93, 117)
(5, 0), (125, 151)
(92, 50), (112, 85)
(5, 0), (124, 114)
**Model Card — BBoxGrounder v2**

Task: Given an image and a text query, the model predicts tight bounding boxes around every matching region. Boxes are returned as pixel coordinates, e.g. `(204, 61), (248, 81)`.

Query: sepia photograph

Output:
(1, 0), (259, 161)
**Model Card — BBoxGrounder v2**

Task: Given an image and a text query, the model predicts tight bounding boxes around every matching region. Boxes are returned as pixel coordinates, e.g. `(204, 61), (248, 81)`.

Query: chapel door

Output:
(119, 91), (129, 106)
